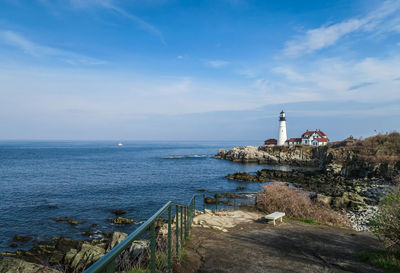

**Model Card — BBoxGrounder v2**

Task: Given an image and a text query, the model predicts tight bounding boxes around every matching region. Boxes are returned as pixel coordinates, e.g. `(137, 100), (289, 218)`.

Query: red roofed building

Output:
(301, 129), (330, 146)
(285, 138), (302, 146)
(264, 138), (277, 146)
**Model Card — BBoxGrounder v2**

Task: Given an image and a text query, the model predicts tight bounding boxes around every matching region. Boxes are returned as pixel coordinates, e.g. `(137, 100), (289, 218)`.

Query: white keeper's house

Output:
(298, 129), (329, 146)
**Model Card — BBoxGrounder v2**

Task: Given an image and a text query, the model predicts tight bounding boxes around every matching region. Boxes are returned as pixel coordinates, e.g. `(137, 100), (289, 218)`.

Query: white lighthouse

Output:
(277, 110), (287, 145)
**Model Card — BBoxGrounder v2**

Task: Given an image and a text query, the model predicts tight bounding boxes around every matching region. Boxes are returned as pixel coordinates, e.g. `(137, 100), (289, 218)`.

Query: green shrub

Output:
(358, 249), (400, 273)
(296, 218), (321, 225)
(369, 186), (400, 249)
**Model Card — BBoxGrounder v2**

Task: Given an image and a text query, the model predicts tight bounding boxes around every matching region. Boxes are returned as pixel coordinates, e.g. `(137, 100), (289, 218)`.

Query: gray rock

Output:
(0, 257), (61, 273)
(107, 232), (128, 251)
(70, 243), (105, 271)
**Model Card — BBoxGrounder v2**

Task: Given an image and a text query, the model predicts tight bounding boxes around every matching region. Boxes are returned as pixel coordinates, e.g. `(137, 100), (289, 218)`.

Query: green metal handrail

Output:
(84, 192), (257, 273)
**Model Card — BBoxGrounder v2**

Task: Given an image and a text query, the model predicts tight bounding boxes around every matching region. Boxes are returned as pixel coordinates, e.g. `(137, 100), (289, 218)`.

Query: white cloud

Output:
(177, 55), (183, 59)
(269, 55), (400, 103)
(207, 60), (230, 68)
(58, 0), (166, 44)
(283, 0), (400, 57)
(0, 30), (106, 65)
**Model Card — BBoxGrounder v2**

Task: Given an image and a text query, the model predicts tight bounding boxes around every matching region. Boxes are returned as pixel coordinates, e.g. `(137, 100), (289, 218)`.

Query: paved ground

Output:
(176, 211), (384, 273)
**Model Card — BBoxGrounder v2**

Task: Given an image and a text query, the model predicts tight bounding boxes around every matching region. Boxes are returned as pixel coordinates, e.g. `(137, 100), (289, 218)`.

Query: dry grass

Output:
(257, 183), (349, 227)
(331, 132), (400, 164)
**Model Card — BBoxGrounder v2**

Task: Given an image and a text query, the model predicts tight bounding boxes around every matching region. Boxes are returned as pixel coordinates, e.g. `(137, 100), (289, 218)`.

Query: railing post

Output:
(168, 206), (172, 273)
(105, 260), (115, 273)
(175, 205), (179, 256)
(203, 194), (205, 212)
(180, 206), (183, 247)
(185, 207), (188, 239)
(150, 221), (156, 273)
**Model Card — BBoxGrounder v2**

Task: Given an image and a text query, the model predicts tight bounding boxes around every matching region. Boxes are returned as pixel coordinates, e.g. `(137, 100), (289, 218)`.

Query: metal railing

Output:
(84, 192), (257, 273)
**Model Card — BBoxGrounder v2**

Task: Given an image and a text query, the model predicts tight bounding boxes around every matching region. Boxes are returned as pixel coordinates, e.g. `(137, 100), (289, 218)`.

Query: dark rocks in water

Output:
(106, 216), (135, 225)
(226, 172), (260, 182)
(52, 217), (79, 226)
(81, 232), (90, 236)
(90, 223), (98, 228)
(111, 209), (126, 216)
(197, 189), (206, 192)
(204, 197), (233, 206)
(47, 205), (58, 209)
(8, 243), (18, 248)
(214, 193), (247, 199)
(236, 186), (246, 190)
(204, 197), (216, 204)
(12, 235), (32, 243)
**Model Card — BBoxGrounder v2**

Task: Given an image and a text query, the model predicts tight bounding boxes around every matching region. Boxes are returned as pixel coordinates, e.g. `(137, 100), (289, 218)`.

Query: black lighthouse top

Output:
(279, 110), (286, 121)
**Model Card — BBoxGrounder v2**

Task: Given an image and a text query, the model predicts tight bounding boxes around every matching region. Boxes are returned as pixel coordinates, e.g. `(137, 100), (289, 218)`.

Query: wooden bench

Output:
(265, 212), (285, 226)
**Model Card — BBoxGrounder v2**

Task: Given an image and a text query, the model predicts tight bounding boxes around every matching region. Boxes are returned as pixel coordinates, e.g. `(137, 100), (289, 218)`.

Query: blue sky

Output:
(0, 0), (399, 141)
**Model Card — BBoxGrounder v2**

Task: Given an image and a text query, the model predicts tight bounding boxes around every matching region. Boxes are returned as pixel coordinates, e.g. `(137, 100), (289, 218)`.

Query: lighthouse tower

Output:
(277, 110), (287, 145)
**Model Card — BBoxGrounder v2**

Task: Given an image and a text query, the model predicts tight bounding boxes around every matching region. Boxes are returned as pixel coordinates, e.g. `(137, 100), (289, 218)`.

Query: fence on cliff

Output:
(84, 191), (258, 273)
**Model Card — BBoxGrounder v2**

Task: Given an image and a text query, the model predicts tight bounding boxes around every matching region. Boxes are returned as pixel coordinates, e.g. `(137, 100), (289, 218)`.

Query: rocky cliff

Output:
(215, 145), (319, 167)
(217, 133), (400, 181)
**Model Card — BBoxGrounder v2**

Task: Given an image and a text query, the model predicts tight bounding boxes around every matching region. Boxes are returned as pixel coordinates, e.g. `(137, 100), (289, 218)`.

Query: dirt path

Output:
(178, 211), (383, 273)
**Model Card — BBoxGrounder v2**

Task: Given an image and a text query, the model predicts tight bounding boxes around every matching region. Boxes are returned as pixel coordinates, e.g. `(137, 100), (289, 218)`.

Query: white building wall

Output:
(278, 120), (287, 145)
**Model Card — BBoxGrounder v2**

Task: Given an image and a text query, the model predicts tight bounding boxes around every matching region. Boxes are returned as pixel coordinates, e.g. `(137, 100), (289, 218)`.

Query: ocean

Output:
(0, 140), (276, 252)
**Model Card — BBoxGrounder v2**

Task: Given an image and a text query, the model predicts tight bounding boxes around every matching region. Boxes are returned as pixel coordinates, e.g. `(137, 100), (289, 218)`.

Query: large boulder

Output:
(70, 243), (105, 271)
(107, 232), (128, 251)
(311, 194), (332, 207)
(0, 257), (61, 273)
(333, 192), (366, 211)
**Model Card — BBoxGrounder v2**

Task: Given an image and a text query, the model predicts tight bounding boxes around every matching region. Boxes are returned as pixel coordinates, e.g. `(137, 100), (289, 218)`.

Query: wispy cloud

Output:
(0, 30), (106, 65)
(283, 0), (400, 57)
(348, 82), (375, 91)
(206, 60), (230, 68)
(269, 55), (400, 103)
(64, 0), (165, 44)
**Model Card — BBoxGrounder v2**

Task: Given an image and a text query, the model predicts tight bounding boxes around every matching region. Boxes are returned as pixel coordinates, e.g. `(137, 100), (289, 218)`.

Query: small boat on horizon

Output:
(118, 141), (124, 147)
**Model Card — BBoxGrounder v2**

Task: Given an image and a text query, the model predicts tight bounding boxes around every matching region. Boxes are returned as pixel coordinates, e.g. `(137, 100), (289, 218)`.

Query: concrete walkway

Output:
(177, 210), (384, 273)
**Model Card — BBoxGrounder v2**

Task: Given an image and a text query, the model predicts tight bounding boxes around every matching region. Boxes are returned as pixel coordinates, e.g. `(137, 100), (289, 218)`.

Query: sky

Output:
(0, 0), (399, 141)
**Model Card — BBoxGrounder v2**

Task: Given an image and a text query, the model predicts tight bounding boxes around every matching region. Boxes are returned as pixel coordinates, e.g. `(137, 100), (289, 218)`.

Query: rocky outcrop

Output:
(106, 216), (135, 225)
(226, 169), (391, 211)
(217, 136), (400, 182)
(215, 145), (318, 166)
(0, 257), (61, 273)
(0, 232), (149, 273)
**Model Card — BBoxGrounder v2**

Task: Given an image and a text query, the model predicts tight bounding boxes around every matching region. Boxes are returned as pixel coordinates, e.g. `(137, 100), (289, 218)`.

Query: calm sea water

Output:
(0, 141), (283, 251)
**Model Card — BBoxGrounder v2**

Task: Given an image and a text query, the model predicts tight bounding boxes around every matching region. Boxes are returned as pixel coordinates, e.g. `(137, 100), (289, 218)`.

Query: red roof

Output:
(302, 130), (327, 138)
(316, 130), (326, 137)
(315, 137), (330, 142)
(264, 138), (277, 145)
(285, 138), (302, 143)
(302, 130), (314, 137)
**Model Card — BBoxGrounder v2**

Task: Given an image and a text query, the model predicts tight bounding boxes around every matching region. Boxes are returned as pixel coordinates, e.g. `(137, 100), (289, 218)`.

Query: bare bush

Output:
(370, 186), (400, 249)
(256, 183), (349, 226)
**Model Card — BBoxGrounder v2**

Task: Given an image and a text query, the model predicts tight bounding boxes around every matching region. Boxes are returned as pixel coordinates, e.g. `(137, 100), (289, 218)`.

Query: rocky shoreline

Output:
(0, 231), (149, 273)
(225, 168), (393, 231)
(220, 136), (400, 232)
